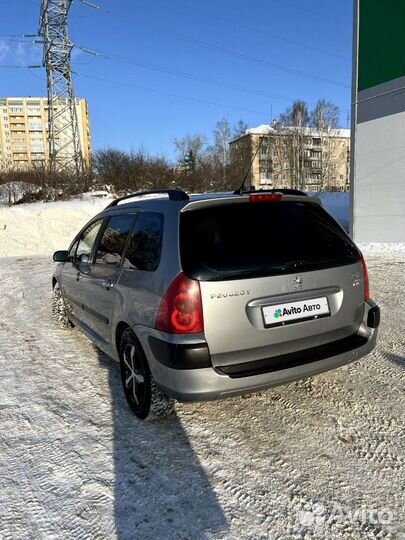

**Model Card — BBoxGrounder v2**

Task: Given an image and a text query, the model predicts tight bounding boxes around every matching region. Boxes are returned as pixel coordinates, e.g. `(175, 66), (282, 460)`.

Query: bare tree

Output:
(93, 148), (180, 194)
(280, 100), (309, 129)
(94, 149), (133, 192)
(310, 99), (343, 190)
(212, 118), (231, 184)
(0, 164), (94, 204)
(278, 101), (311, 189)
(173, 134), (207, 170)
(232, 119), (248, 139)
(269, 132), (290, 189)
(213, 118), (231, 165)
(310, 99), (340, 131)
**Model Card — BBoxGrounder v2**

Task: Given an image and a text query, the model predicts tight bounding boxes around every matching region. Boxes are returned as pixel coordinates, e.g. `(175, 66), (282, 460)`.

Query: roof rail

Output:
(237, 188), (308, 197)
(105, 189), (189, 208)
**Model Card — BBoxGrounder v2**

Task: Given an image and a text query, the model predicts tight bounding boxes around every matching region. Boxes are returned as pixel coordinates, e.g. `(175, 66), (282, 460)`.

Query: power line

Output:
(28, 66), (47, 80)
(270, 0), (336, 21)
(0, 36), (40, 46)
(76, 45), (317, 105)
(76, 71), (273, 117)
(0, 33), (38, 38)
(172, 0), (350, 61)
(77, 44), (350, 113)
(0, 64), (42, 68)
(78, 0), (349, 89)
(0, 59), (350, 115)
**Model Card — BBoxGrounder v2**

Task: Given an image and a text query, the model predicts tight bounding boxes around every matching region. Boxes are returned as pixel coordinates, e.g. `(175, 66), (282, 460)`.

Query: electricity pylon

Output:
(39, 0), (84, 176)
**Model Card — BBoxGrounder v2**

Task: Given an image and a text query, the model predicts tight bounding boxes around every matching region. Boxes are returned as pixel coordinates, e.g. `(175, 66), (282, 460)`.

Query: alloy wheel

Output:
(122, 343), (146, 406)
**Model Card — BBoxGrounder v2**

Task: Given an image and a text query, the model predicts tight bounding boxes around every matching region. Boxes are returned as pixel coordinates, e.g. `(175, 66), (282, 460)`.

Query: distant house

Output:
(230, 124), (350, 192)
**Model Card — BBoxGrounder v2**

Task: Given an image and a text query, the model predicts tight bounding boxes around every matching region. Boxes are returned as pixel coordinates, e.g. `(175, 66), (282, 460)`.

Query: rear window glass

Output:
(95, 215), (135, 265)
(180, 201), (360, 281)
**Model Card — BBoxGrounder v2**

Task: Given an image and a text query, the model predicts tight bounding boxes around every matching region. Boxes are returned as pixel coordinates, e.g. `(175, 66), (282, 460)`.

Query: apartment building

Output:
(0, 97), (92, 170)
(230, 124), (350, 192)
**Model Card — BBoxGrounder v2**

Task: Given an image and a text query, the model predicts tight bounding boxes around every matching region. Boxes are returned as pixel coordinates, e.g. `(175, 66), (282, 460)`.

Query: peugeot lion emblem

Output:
(293, 275), (304, 289)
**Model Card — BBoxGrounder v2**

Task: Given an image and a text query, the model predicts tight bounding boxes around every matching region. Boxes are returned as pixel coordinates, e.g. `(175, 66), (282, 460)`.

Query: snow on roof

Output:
(245, 124), (276, 135)
(242, 125), (351, 138)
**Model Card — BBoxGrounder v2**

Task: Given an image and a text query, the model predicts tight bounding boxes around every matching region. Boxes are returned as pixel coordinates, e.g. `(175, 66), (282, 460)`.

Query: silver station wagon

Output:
(52, 189), (380, 419)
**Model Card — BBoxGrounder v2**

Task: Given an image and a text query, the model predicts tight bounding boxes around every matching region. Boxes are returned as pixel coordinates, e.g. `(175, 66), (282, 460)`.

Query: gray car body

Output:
(53, 192), (379, 401)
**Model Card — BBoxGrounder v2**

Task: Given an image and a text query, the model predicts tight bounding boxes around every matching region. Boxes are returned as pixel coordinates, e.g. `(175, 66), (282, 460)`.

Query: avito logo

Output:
(274, 306), (303, 319)
(274, 303), (322, 319)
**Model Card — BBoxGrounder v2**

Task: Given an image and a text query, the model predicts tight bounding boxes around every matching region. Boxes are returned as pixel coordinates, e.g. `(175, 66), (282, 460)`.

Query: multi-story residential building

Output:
(230, 124), (351, 192)
(0, 97), (92, 170)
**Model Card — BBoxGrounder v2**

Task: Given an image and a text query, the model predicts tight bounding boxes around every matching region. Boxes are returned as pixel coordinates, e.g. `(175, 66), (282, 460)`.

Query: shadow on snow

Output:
(96, 349), (228, 540)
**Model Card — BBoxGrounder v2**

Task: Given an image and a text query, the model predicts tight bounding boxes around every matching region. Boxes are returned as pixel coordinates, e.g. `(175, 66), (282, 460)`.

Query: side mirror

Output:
(53, 250), (70, 263)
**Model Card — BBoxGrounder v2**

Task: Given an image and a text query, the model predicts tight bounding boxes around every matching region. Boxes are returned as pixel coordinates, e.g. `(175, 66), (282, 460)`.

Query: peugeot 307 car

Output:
(52, 189), (380, 419)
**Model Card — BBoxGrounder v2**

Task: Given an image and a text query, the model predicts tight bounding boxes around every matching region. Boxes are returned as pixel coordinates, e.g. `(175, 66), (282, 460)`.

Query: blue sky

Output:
(0, 0), (353, 160)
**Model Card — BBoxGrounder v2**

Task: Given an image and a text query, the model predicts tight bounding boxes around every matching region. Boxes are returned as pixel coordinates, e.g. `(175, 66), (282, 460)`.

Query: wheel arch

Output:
(115, 321), (131, 355)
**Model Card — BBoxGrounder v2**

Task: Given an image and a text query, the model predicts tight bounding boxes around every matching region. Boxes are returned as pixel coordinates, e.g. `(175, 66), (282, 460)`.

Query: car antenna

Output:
(234, 137), (264, 195)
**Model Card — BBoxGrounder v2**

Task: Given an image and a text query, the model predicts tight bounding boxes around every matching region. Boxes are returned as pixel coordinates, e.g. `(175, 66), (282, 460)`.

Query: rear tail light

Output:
(249, 193), (282, 203)
(360, 253), (370, 301)
(155, 273), (204, 334)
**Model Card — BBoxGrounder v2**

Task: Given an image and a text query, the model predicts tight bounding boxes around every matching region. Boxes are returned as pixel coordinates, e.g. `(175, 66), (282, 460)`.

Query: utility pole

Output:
(39, 0), (84, 177)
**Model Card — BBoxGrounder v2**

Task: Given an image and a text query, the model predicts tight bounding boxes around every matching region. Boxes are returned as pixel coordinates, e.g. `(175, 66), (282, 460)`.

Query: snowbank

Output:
(0, 195), (113, 257)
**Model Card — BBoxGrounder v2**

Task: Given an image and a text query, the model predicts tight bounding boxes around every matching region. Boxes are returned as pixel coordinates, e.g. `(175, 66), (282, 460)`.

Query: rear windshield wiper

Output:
(280, 260), (307, 271)
(206, 264), (304, 281)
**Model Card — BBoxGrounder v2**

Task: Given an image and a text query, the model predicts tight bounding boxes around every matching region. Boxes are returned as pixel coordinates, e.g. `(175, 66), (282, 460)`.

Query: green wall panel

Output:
(358, 0), (405, 91)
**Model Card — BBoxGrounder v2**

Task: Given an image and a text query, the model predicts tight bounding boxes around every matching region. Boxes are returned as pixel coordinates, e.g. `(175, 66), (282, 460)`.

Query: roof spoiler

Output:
(235, 188), (308, 197)
(105, 189), (189, 208)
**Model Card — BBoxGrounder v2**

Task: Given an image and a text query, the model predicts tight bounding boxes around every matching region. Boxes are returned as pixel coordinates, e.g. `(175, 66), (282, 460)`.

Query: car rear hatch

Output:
(180, 194), (365, 369)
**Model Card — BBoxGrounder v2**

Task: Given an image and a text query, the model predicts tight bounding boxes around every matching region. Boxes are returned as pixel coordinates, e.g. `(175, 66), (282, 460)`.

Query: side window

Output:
(76, 219), (103, 263)
(124, 212), (164, 271)
(68, 239), (79, 260)
(95, 214), (135, 266)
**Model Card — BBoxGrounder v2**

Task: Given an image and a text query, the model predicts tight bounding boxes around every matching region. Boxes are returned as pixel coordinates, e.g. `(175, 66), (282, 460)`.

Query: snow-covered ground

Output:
(0, 256), (404, 539)
(0, 193), (403, 258)
(358, 243), (405, 257)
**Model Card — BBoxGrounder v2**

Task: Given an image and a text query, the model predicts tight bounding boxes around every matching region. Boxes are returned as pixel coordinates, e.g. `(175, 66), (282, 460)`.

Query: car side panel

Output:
(77, 263), (122, 343)
(111, 205), (181, 350)
(59, 260), (86, 323)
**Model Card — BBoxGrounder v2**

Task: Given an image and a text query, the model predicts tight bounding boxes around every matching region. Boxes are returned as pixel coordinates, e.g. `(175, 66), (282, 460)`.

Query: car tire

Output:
(51, 283), (73, 329)
(119, 328), (175, 420)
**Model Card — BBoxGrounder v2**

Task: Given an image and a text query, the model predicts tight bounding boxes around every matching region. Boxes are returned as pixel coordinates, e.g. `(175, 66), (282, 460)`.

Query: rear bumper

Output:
(137, 301), (380, 402)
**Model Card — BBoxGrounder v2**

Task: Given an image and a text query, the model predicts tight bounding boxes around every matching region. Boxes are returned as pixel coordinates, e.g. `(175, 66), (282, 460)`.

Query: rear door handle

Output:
(76, 272), (81, 281)
(103, 279), (113, 291)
